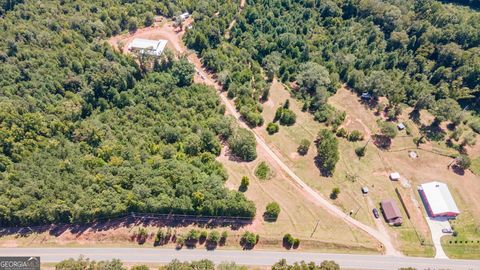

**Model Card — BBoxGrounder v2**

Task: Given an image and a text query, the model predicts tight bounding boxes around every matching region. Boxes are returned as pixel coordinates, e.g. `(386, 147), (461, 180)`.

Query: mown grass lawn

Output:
(441, 213), (480, 259)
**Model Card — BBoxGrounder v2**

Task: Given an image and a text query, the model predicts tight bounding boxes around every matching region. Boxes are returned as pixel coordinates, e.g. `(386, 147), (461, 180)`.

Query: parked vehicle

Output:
(442, 228), (453, 234)
(372, 208), (379, 219)
(361, 92), (372, 100)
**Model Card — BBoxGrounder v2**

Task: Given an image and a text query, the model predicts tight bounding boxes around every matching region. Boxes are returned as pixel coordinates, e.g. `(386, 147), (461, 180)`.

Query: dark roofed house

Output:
(381, 200), (403, 226)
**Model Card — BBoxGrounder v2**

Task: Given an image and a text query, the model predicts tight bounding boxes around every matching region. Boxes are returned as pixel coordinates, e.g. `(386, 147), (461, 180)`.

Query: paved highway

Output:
(1, 248), (479, 270)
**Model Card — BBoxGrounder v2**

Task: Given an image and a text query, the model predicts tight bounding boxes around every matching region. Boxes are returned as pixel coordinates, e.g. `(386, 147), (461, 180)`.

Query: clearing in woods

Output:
(259, 80), (480, 258)
(107, 21), (384, 254)
(0, 20), (383, 254)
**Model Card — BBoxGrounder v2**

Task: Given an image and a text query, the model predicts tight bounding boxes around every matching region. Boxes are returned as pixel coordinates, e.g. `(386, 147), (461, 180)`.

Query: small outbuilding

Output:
(128, 38), (168, 56)
(361, 186), (369, 194)
(390, 172), (400, 181)
(397, 123), (405, 130)
(380, 200), (403, 226)
(178, 12), (190, 20)
(418, 181), (460, 218)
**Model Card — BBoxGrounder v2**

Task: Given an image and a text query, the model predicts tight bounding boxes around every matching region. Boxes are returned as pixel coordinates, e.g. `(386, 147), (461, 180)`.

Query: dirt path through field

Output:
(224, 0), (246, 39)
(108, 13), (400, 256)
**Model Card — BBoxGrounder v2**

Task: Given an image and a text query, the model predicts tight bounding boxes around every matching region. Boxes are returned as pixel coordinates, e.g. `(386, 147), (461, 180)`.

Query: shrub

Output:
(207, 230), (220, 244)
(283, 233), (294, 243)
(293, 238), (300, 247)
(283, 234), (300, 249)
(297, 139), (311, 155)
(265, 202), (281, 220)
(355, 146), (366, 157)
(228, 128), (257, 161)
(456, 155), (471, 170)
(461, 132), (477, 147)
(279, 109), (296, 126)
(241, 231), (258, 248)
(261, 87), (270, 101)
(316, 129), (339, 176)
(154, 228), (171, 245)
(131, 265), (149, 270)
(405, 123), (412, 135)
(136, 227), (148, 244)
(302, 102), (309, 112)
(336, 128), (347, 138)
(330, 187), (340, 199)
(470, 120), (480, 134)
(274, 107), (297, 126)
(274, 107), (283, 122)
(387, 109), (396, 120)
(240, 107), (264, 127)
(266, 122), (279, 135)
(255, 161), (271, 180)
(200, 230), (208, 241)
(185, 229), (200, 242)
(220, 231), (228, 244)
(240, 176), (249, 190)
(176, 234), (185, 246)
(283, 233), (294, 246)
(413, 136), (426, 146)
(154, 229), (165, 245)
(379, 121), (398, 139)
(348, 130), (364, 141)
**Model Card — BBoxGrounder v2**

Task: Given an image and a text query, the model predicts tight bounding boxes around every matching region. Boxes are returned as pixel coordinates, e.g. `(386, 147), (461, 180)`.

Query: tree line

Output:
(55, 257), (342, 270)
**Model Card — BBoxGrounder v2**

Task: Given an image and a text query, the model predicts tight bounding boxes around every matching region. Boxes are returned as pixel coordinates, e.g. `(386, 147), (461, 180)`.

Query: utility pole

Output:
(310, 219), (320, 238)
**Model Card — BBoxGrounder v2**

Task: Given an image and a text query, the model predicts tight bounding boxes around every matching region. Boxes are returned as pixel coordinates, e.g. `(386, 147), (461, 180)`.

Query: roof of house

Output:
(381, 200), (402, 220)
(420, 181), (460, 215)
(128, 38), (168, 56)
(397, 123), (405, 129)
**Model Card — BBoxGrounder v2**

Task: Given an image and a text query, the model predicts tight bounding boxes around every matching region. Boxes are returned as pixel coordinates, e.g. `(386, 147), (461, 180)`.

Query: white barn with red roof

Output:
(418, 181), (460, 218)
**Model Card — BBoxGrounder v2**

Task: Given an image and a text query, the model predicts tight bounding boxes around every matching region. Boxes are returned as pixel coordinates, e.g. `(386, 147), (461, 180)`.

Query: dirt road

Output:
(108, 16), (400, 256)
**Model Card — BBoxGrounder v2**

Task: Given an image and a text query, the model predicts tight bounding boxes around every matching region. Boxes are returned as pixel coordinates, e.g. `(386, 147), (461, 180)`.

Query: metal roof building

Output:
(380, 200), (403, 226)
(128, 38), (168, 56)
(418, 181), (460, 218)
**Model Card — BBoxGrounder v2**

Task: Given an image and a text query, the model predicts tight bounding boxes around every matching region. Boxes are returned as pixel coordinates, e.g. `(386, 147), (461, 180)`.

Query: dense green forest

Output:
(0, 0), (255, 226)
(187, 0), (480, 130)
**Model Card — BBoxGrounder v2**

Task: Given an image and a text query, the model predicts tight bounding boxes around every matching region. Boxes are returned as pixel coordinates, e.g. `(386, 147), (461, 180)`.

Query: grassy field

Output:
(440, 186), (480, 259)
(218, 147), (382, 254)
(0, 219), (379, 254)
(251, 80), (480, 257)
(471, 155), (480, 176)
(441, 214), (480, 259)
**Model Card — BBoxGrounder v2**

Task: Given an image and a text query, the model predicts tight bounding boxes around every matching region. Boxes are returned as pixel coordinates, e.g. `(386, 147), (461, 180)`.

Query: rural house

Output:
(128, 38), (168, 56)
(380, 200), (403, 226)
(418, 181), (460, 218)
